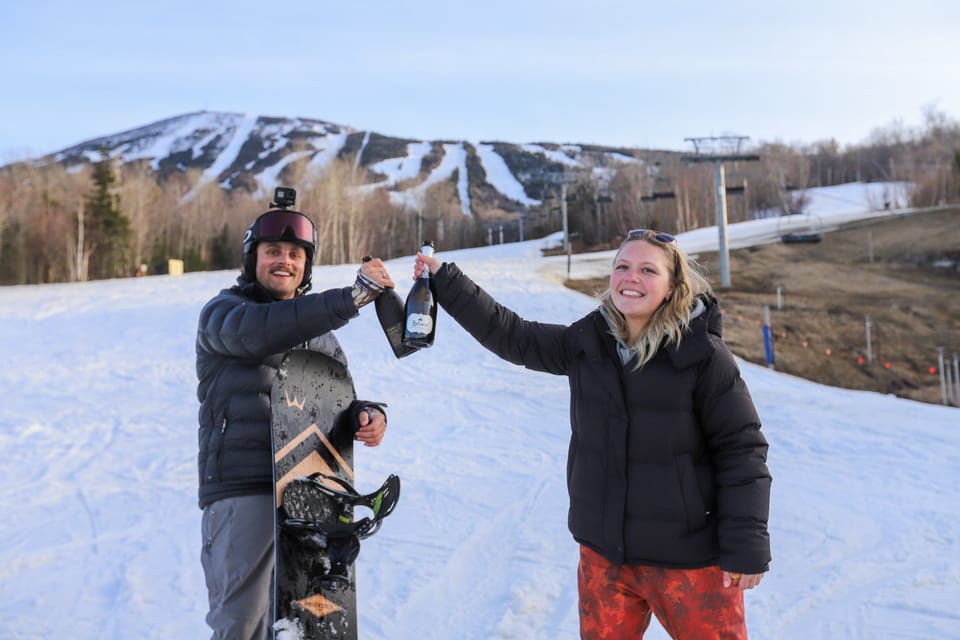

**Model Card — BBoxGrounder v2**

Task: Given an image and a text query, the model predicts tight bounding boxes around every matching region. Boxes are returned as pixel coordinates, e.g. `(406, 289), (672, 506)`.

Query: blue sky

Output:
(2, 0), (958, 159)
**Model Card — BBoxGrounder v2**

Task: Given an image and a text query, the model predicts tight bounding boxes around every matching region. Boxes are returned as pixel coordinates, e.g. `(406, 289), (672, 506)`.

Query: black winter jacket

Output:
(195, 276), (358, 509)
(433, 263), (771, 574)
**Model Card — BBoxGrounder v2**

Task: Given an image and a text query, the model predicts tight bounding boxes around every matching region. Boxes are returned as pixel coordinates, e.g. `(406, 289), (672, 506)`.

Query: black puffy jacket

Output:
(195, 276), (357, 509)
(433, 263), (771, 574)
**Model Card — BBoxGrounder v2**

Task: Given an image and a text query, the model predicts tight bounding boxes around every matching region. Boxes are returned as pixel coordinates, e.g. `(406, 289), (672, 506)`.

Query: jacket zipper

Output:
(212, 417), (227, 481)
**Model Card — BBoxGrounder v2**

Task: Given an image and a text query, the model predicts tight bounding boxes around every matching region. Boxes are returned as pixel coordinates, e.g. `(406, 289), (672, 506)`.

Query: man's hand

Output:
(353, 257), (396, 309)
(356, 407), (386, 447)
(360, 256), (396, 289)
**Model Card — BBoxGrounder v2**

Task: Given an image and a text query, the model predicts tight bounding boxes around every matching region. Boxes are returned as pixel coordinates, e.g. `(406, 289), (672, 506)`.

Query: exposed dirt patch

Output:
(565, 207), (960, 406)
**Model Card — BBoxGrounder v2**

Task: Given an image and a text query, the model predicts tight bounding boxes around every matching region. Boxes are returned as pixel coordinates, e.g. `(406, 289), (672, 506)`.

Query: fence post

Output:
(946, 359), (955, 406)
(938, 347), (948, 405)
(762, 305), (775, 369)
(953, 354), (959, 407)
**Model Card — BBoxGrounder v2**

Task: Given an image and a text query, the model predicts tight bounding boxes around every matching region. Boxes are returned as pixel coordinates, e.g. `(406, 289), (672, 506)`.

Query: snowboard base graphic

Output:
(271, 350), (359, 639)
(271, 349), (400, 639)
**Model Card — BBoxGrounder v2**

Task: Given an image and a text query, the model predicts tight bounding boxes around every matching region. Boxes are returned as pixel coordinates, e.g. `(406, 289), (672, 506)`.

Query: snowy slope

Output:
(0, 184), (957, 639)
(42, 111), (641, 211)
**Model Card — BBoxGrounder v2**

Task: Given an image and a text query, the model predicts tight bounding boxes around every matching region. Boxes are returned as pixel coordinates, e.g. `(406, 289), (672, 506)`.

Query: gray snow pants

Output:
(201, 494), (274, 640)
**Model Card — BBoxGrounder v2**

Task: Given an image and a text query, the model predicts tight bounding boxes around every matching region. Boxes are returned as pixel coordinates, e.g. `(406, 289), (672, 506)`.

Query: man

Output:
(195, 194), (394, 639)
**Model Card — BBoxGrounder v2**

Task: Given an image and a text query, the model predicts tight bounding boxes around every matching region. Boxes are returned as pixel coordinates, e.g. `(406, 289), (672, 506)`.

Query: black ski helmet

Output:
(242, 187), (317, 294)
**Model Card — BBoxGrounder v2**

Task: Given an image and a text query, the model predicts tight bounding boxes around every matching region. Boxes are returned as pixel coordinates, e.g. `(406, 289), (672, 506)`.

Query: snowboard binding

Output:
(309, 534), (361, 592)
(281, 473), (400, 589)
(281, 472), (401, 541)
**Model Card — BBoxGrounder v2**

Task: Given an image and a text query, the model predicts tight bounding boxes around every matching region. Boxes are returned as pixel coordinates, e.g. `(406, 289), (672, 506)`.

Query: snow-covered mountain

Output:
(42, 111), (653, 216)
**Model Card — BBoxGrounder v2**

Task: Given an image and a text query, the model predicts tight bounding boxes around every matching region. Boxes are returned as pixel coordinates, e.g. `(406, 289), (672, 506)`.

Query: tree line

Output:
(1, 108), (958, 286)
(0, 150), (481, 285)
(551, 107), (960, 249)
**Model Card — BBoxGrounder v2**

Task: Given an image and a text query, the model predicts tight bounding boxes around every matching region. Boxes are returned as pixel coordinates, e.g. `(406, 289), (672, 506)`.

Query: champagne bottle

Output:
(402, 241), (437, 349)
(361, 255), (419, 358)
(374, 286), (419, 359)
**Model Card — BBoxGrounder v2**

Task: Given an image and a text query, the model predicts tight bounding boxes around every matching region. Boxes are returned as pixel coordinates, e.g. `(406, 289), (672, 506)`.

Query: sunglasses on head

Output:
(628, 228), (676, 244)
(256, 210), (316, 245)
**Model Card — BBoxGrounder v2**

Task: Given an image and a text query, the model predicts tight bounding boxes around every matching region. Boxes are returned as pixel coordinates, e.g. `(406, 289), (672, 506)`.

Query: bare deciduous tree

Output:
(1, 108), (958, 286)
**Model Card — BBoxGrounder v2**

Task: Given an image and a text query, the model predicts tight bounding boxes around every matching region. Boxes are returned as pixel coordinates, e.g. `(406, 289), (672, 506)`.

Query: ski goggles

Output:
(627, 228), (676, 244)
(256, 210), (316, 245)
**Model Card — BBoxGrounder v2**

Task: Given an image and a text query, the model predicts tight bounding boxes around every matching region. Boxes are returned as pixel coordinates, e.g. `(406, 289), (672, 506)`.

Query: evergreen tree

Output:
(86, 148), (131, 279)
(209, 224), (235, 271)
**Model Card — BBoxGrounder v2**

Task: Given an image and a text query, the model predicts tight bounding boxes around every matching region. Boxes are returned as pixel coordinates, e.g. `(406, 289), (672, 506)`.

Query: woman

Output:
(414, 229), (771, 639)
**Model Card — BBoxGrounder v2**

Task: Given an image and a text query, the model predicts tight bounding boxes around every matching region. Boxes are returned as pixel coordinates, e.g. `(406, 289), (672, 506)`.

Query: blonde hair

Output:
(599, 231), (713, 368)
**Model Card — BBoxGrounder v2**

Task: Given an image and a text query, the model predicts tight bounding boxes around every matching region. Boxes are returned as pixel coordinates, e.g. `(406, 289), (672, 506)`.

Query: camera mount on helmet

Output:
(271, 186), (297, 209)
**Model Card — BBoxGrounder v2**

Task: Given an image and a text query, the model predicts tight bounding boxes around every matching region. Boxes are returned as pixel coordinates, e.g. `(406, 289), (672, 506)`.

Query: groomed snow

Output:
(0, 183), (956, 639)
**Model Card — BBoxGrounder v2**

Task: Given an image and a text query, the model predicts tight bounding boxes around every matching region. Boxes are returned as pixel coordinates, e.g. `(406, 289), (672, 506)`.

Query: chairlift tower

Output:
(682, 136), (760, 288)
(543, 170), (589, 254)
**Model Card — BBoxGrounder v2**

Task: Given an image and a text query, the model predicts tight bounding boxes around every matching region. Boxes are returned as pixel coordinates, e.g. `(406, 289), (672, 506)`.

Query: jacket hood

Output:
(666, 294), (722, 369)
(697, 294), (722, 339)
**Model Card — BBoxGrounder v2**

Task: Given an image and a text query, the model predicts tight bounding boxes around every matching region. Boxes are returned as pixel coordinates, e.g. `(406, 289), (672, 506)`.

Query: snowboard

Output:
(270, 349), (399, 640)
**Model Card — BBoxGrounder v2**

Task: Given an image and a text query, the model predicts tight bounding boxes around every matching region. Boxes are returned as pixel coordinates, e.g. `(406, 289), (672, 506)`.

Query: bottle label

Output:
(406, 313), (433, 336)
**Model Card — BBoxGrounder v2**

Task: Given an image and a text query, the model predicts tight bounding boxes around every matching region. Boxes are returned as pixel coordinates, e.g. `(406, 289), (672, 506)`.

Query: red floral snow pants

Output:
(578, 546), (747, 640)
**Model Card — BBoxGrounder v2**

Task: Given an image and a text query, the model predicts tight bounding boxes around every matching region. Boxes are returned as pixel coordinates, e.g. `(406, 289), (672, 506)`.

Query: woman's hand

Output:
(414, 252), (441, 279)
(723, 571), (763, 590)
